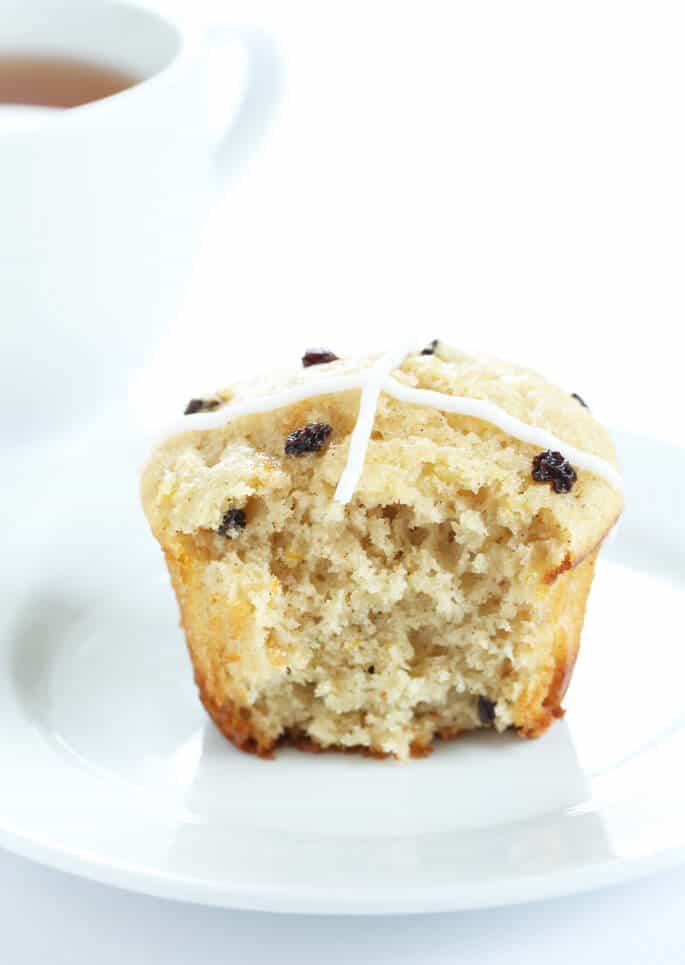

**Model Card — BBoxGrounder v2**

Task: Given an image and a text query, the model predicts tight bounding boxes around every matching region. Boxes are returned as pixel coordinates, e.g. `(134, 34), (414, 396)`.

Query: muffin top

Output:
(142, 341), (623, 579)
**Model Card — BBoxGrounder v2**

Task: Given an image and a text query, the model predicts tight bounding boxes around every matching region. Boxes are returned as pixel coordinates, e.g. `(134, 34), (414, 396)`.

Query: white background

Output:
(130, 0), (680, 446)
(2, 0), (683, 961)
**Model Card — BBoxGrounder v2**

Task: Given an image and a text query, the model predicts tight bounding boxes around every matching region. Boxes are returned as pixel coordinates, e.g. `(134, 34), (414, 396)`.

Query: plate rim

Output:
(1, 823), (684, 914)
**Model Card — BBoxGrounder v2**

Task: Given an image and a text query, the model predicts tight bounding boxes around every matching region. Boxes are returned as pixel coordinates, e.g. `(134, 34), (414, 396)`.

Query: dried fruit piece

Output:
(571, 392), (588, 408)
(478, 696), (496, 724)
(532, 450), (578, 494)
(217, 508), (246, 536)
(302, 348), (339, 367)
(285, 422), (333, 456)
(421, 339), (439, 356)
(184, 397), (220, 415)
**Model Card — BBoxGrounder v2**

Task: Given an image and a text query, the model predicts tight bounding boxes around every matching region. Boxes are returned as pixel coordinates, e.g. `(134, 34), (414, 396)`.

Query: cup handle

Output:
(205, 24), (283, 189)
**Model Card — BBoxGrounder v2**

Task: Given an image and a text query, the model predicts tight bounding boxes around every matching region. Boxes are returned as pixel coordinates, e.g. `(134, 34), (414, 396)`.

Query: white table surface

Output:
(2, 848), (685, 964)
(3, 1), (682, 961)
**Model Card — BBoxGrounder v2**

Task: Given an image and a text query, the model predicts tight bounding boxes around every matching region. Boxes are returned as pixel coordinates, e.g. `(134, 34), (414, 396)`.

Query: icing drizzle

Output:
(334, 342), (417, 504)
(172, 347), (624, 502)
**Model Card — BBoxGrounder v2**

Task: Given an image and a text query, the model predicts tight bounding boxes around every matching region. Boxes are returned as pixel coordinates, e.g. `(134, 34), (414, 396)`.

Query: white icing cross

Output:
(172, 346), (624, 503)
(333, 341), (418, 503)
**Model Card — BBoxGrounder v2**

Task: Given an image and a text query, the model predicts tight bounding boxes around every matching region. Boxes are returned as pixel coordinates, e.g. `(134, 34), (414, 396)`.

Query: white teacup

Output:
(0, 0), (281, 441)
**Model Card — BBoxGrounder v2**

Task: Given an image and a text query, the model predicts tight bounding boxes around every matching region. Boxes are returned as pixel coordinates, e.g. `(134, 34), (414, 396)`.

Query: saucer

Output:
(0, 428), (683, 913)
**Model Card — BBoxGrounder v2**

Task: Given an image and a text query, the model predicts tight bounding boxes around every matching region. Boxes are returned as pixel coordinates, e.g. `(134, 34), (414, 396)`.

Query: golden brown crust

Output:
(543, 512), (619, 584)
(514, 548), (598, 737)
(196, 670), (276, 758)
(521, 522), (615, 737)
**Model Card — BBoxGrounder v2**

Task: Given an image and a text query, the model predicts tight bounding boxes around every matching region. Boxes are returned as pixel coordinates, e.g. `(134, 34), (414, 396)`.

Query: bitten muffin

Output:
(141, 342), (623, 759)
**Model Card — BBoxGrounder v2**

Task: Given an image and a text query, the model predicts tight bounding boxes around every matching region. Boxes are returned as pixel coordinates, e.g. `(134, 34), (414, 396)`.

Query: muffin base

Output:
(174, 547), (600, 760)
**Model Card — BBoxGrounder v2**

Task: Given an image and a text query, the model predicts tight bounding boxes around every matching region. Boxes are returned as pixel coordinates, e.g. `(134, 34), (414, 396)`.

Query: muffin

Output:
(141, 341), (623, 759)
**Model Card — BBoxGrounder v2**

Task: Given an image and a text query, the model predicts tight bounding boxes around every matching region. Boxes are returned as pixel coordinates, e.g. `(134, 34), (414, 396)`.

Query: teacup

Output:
(0, 0), (280, 440)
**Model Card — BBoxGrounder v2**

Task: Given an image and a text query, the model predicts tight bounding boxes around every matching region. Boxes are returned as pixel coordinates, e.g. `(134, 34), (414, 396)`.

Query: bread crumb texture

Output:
(141, 346), (622, 759)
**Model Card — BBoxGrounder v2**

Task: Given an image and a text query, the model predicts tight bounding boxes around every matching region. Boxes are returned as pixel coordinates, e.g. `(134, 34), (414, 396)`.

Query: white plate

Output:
(0, 429), (683, 914)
